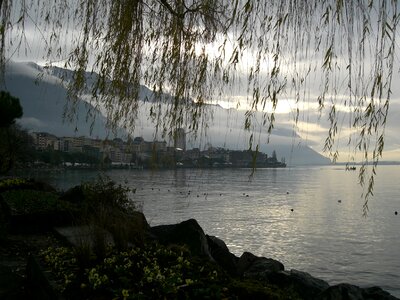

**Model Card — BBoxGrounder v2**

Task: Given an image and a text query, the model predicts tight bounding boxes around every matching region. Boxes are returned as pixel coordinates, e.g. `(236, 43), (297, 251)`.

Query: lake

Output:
(24, 165), (400, 297)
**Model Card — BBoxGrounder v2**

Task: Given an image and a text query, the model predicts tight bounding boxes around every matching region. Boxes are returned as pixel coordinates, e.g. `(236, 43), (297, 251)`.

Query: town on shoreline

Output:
(29, 129), (286, 169)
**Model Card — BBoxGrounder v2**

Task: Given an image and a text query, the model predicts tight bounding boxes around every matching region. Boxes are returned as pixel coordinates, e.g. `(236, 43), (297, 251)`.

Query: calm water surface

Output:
(25, 165), (400, 297)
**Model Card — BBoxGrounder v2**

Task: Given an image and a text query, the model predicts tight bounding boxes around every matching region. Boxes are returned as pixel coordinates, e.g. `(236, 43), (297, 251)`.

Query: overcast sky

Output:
(5, 2), (400, 163)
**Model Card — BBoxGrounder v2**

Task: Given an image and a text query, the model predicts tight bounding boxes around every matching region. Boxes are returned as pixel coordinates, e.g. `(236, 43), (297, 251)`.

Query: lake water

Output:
(24, 165), (400, 297)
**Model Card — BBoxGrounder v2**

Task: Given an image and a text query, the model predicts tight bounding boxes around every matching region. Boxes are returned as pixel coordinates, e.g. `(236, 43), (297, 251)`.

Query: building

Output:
(31, 132), (59, 150)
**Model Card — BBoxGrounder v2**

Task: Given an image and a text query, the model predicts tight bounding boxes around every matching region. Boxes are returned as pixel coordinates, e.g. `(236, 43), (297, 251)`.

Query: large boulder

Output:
(266, 269), (330, 300)
(59, 185), (85, 204)
(150, 219), (211, 258)
(319, 283), (398, 300)
(129, 211), (150, 231)
(206, 235), (239, 276)
(237, 251), (284, 279)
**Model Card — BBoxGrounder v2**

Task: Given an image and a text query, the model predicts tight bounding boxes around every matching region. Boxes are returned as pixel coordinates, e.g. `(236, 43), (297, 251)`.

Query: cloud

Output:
(17, 117), (46, 128)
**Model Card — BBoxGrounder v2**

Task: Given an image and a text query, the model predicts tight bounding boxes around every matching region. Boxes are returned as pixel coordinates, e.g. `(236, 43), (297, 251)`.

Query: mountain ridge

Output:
(2, 61), (331, 166)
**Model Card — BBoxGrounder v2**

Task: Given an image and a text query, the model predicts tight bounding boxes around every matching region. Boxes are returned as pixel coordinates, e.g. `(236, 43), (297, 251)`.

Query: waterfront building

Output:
(31, 132), (59, 150)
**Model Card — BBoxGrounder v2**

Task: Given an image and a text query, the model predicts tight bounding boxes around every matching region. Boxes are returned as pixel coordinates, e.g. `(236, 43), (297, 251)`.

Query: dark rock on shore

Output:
(150, 219), (212, 258)
(206, 234), (239, 276)
(266, 269), (330, 300)
(59, 185), (85, 204)
(149, 218), (399, 300)
(237, 251), (284, 279)
(319, 283), (398, 300)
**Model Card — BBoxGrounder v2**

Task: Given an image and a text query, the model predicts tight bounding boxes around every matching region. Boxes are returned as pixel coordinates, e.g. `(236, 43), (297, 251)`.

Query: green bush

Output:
(40, 243), (301, 300)
(40, 243), (232, 299)
(0, 178), (29, 191)
(1, 189), (71, 215)
(82, 175), (133, 213)
(75, 176), (143, 259)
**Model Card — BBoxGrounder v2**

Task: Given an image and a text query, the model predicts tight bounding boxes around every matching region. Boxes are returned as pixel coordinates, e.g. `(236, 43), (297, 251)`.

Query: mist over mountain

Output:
(3, 61), (127, 139)
(2, 61), (331, 166)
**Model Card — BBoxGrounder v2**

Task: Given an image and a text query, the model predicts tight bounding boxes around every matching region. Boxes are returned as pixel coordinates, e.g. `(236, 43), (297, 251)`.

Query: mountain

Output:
(269, 144), (331, 166)
(1, 61), (331, 166)
(47, 65), (156, 103)
(2, 61), (127, 139)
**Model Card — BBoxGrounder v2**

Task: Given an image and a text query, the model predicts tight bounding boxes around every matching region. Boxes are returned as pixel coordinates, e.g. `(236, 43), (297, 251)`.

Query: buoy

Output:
(290, 208), (294, 212)
(286, 191), (290, 194)
(395, 211), (398, 215)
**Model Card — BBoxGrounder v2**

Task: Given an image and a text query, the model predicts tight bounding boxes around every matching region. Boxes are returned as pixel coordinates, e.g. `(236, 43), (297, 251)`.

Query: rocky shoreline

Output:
(148, 218), (398, 300)
(0, 215), (398, 299)
(0, 178), (398, 299)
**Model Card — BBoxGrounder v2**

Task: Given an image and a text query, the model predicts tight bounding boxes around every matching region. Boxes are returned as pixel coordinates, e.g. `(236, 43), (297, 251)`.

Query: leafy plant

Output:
(82, 175), (134, 214)
(73, 176), (142, 262)
(0, 178), (29, 190)
(40, 243), (300, 299)
(0, 91), (22, 128)
(1, 189), (71, 215)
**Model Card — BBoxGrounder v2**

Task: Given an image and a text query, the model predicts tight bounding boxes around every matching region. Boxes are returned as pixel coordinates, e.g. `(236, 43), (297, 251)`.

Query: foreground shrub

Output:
(0, 177), (56, 193)
(40, 243), (299, 300)
(40, 243), (230, 299)
(81, 175), (134, 214)
(73, 176), (145, 260)
(1, 189), (71, 215)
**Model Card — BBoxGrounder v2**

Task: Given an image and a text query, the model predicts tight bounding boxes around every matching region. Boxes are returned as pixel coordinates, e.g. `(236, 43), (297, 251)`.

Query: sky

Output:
(4, 1), (400, 163)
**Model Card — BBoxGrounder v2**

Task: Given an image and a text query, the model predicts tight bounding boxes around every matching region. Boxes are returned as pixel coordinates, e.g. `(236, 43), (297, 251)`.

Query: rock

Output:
(362, 286), (398, 299)
(319, 283), (367, 300)
(59, 185), (85, 204)
(319, 283), (398, 300)
(129, 211), (150, 232)
(118, 211), (151, 246)
(266, 269), (330, 300)
(27, 179), (57, 193)
(150, 219), (212, 258)
(206, 235), (239, 276)
(237, 252), (284, 279)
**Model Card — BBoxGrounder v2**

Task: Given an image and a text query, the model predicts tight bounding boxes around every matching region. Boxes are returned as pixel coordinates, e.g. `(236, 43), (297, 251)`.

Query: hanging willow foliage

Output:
(0, 0), (399, 213)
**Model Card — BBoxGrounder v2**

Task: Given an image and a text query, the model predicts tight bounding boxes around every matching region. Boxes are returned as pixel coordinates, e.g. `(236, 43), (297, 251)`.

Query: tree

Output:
(1, 1), (398, 213)
(0, 124), (34, 173)
(272, 150), (277, 161)
(0, 91), (23, 127)
(0, 91), (26, 173)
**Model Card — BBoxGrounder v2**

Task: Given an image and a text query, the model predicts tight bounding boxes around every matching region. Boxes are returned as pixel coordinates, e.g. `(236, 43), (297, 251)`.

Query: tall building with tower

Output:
(174, 128), (186, 151)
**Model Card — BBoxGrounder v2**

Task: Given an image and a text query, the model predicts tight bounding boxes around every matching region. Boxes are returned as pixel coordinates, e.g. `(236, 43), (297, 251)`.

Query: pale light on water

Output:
(26, 165), (400, 297)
